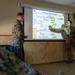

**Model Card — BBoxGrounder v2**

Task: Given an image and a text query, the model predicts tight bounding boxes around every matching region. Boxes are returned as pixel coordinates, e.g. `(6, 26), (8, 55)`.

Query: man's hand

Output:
(49, 25), (53, 30)
(24, 35), (28, 38)
(49, 26), (51, 30)
(67, 34), (74, 38)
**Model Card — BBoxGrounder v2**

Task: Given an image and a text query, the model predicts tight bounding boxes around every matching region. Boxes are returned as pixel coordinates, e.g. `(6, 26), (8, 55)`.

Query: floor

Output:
(34, 61), (75, 75)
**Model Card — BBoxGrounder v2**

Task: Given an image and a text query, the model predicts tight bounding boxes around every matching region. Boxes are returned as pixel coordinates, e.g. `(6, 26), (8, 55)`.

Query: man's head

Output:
(66, 20), (72, 26)
(17, 12), (24, 22)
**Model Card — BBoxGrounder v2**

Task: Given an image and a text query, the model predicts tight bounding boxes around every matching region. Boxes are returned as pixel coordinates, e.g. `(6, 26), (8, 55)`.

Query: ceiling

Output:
(38, 0), (75, 8)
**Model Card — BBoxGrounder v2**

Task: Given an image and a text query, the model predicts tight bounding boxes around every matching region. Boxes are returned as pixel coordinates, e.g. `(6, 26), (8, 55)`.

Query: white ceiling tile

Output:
(44, 0), (75, 7)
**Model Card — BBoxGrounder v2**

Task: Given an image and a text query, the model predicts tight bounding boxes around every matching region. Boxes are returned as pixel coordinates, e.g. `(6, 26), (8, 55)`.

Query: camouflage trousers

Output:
(66, 38), (75, 62)
(13, 46), (25, 61)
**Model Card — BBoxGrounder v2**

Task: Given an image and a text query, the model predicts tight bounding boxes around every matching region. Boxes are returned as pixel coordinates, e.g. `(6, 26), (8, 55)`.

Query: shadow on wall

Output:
(0, 0), (21, 35)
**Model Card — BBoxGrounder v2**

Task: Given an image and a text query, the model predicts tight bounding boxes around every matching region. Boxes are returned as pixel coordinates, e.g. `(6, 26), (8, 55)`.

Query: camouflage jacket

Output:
(12, 20), (24, 47)
(49, 25), (70, 40)
(70, 26), (75, 38)
(0, 47), (26, 75)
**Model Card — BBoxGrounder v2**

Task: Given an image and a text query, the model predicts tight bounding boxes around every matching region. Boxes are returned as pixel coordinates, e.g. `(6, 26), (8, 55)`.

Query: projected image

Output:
(33, 9), (64, 39)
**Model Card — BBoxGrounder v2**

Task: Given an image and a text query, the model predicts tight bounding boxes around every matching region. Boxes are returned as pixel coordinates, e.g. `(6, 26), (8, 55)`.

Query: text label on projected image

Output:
(33, 9), (64, 39)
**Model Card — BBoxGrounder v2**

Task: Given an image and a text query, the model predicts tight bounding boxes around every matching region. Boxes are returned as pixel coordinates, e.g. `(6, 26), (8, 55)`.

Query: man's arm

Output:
(49, 26), (64, 33)
(64, 27), (70, 35)
(12, 21), (21, 37)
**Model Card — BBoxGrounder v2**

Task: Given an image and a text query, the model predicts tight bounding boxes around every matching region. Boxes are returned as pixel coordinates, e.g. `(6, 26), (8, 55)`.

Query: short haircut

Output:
(17, 12), (24, 16)
(67, 20), (72, 24)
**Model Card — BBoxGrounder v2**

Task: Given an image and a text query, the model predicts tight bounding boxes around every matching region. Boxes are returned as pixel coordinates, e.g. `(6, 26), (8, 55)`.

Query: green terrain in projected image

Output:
(50, 17), (64, 38)
(50, 16), (57, 38)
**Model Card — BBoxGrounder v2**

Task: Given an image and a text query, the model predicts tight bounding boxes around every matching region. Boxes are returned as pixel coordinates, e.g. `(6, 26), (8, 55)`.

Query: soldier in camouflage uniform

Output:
(0, 46), (26, 75)
(70, 25), (75, 50)
(12, 12), (28, 61)
(12, 12), (41, 75)
(49, 20), (75, 63)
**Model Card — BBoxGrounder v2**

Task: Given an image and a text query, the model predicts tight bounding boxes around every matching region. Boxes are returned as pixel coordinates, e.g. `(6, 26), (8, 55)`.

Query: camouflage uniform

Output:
(12, 20), (25, 61)
(12, 20), (42, 75)
(70, 26), (75, 50)
(0, 47), (26, 75)
(0, 46), (42, 75)
(49, 25), (75, 63)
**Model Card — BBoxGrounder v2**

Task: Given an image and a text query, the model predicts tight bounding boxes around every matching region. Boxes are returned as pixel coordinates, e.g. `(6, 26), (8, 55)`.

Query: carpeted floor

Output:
(34, 61), (75, 75)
